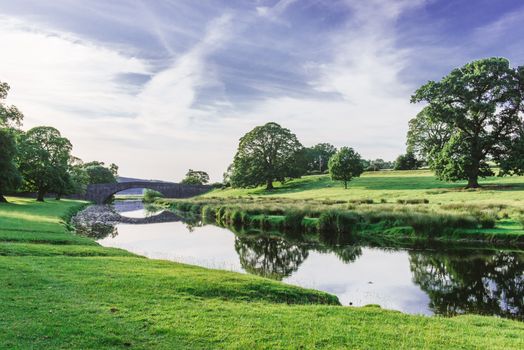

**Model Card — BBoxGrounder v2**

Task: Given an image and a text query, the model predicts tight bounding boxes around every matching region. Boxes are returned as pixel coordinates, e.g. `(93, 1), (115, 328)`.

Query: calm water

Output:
(92, 200), (524, 319)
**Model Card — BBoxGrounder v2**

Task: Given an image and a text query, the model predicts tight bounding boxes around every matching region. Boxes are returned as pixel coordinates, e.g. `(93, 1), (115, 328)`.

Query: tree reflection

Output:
(75, 222), (118, 239)
(234, 235), (309, 280)
(409, 250), (524, 319)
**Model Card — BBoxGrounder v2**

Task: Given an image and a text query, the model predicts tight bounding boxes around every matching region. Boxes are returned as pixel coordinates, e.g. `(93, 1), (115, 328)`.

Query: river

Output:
(89, 200), (524, 319)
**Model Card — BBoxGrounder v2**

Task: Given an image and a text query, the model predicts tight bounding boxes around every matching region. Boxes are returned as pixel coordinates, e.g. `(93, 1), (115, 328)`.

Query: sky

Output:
(1, 0), (523, 182)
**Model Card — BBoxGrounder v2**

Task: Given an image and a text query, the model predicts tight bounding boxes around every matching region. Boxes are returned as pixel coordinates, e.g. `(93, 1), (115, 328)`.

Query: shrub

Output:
(143, 189), (164, 203)
(201, 205), (216, 220)
(283, 211), (305, 231)
(479, 211), (497, 229)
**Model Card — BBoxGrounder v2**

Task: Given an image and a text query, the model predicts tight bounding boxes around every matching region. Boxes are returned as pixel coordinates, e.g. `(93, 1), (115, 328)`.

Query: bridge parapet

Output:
(85, 181), (212, 204)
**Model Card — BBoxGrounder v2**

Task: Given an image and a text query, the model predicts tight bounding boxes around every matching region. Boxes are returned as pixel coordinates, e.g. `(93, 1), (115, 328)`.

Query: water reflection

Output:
(235, 235), (309, 280)
(77, 201), (524, 319)
(410, 251), (524, 319)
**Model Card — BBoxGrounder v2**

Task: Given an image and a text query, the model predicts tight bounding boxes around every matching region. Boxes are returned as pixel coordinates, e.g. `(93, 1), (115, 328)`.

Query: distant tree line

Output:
(0, 81), (118, 202)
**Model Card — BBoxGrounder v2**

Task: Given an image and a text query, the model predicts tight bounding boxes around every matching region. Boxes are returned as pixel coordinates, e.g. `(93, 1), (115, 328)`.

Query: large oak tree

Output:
(410, 57), (524, 188)
(17, 126), (73, 201)
(230, 122), (305, 190)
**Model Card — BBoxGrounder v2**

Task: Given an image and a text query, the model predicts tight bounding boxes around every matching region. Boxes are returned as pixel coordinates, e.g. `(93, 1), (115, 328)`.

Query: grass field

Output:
(205, 170), (524, 205)
(1, 196), (524, 348)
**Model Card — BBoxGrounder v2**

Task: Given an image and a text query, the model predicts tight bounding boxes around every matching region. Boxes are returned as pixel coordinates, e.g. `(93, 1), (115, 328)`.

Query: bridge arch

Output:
(85, 181), (211, 204)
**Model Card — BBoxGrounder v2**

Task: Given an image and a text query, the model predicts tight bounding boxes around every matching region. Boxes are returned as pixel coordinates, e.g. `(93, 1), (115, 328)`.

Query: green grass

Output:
(1, 196), (524, 348)
(207, 170), (524, 205)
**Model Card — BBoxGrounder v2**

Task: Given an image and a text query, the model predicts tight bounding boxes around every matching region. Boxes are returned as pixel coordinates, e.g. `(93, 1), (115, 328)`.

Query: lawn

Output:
(205, 170), (524, 206)
(1, 196), (524, 349)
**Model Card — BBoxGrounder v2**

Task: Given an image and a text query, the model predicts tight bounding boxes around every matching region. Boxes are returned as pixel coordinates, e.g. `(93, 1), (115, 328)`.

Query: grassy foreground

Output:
(1, 197), (524, 349)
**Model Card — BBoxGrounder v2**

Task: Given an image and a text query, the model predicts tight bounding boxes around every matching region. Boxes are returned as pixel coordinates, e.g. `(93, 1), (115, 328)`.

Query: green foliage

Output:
(0, 129), (21, 202)
(394, 151), (420, 170)
(230, 122), (306, 190)
(304, 143), (337, 173)
(480, 211), (498, 229)
(143, 189), (164, 203)
(17, 126), (73, 201)
(328, 147), (364, 189)
(181, 169), (210, 185)
(83, 163), (117, 184)
(411, 57), (524, 188)
(0, 81), (24, 128)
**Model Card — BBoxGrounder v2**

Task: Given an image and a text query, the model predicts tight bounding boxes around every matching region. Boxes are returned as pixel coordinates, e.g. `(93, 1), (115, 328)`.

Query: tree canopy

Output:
(305, 143), (337, 173)
(230, 122), (305, 190)
(17, 126), (73, 201)
(394, 151), (420, 170)
(410, 57), (524, 188)
(181, 169), (210, 185)
(0, 129), (21, 202)
(328, 147), (364, 189)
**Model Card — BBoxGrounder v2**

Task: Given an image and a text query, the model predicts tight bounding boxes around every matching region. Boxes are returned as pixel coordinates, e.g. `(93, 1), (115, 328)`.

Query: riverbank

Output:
(156, 171), (524, 246)
(1, 197), (524, 348)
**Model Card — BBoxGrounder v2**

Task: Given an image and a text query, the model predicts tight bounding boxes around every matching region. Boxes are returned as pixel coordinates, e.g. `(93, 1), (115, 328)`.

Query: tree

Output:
(230, 122), (305, 190)
(181, 169), (210, 185)
(83, 163), (117, 184)
(0, 81), (24, 203)
(411, 57), (524, 188)
(0, 129), (21, 202)
(0, 81), (24, 128)
(394, 151), (419, 170)
(17, 127), (73, 201)
(305, 143), (337, 173)
(328, 147), (364, 189)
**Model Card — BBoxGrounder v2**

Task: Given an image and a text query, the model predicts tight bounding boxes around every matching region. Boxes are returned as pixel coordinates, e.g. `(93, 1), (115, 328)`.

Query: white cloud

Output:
(233, 0), (425, 159)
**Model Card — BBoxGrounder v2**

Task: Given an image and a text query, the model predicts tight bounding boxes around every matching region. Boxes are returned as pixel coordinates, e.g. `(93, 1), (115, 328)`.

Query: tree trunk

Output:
(55, 193), (62, 200)
(37, 190), (45, 202)
(266, 179), (274, 190)
(466, 176), (480, 189)
(344, 180), (348, 189)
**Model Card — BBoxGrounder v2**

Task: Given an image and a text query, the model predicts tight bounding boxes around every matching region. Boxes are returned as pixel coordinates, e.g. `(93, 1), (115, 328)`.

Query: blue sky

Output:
(0, 0), (523, 181)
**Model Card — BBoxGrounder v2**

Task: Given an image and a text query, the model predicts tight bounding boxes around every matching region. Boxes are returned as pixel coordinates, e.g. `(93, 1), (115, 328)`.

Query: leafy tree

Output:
(17, 126), (73, 201)
(181, 169), (210, 185)
(83, 163), (117, 184)
(328, 147), (364, 189)
(0, 81), (24, 128)
(407, 107), (452, 164)
(394, 151), (419, 170)
(365, 158), (393, 171)
(230, 122), (305, 190)
(305, 143), (337, 173)
(0, 81), (24, 203)
(411, 57), (524, 188)
(0, 129), (21, 202)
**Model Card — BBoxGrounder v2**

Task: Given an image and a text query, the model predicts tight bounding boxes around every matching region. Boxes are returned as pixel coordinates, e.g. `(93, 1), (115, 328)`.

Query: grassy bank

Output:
(1, 197), (524, 348)
(156, 171), (524, 245)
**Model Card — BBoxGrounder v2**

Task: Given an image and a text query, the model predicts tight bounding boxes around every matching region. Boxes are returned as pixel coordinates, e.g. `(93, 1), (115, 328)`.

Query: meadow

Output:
(1, 196), (524, 348)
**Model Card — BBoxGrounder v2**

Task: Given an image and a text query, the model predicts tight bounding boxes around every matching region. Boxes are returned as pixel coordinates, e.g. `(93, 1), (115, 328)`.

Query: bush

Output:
(143, 189), (164, 203)
(479, 211), (497, 229)
(283, 211), (305, 231)
(201, 205), (216, 220)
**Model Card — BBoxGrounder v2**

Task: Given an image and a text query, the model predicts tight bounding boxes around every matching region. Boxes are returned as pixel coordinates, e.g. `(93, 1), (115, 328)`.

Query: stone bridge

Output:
(85, 181), (212, 204)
